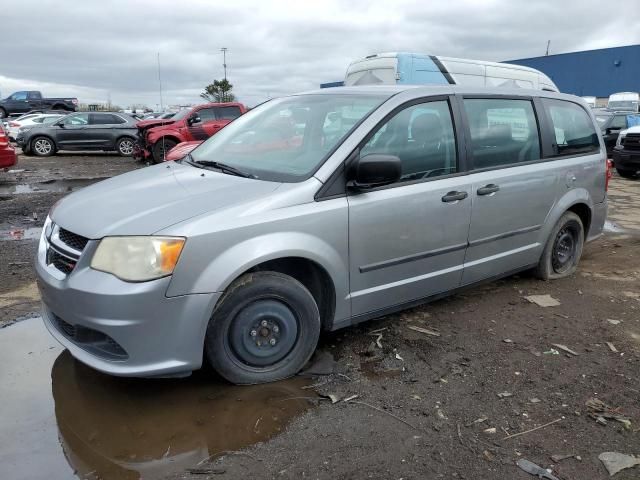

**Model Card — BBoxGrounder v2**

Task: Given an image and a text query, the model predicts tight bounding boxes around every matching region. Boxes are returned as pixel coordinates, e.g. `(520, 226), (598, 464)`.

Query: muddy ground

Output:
(1, 151), (639, 480)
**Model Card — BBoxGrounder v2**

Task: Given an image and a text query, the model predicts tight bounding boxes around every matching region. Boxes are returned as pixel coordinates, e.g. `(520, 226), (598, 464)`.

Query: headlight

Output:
(616, 132), (626, 147)
(91, 236), (185, 282)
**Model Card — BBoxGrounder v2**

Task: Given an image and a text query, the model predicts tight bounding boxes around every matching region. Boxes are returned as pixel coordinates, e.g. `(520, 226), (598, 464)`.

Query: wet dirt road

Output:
(1, 151), (639, 479)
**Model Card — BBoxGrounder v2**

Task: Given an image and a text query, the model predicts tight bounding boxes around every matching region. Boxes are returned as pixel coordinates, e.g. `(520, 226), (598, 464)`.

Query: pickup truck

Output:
(133, 102), (247, 162)
(0, 91), (78, 118)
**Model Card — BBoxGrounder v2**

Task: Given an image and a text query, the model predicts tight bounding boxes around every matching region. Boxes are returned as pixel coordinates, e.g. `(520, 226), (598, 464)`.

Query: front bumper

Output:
(133, 137), (152, 161)
(36, 227), (220, 377)
(612, 148), (640, 172)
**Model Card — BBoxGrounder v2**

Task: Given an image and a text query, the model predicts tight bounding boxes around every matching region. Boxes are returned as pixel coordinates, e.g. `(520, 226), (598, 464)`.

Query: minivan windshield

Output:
(190, 94), (387, 182)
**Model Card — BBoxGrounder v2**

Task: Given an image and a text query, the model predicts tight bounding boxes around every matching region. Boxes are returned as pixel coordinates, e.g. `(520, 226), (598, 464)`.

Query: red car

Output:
(0, 123), (17, 168)
(133, 102), (247, 163)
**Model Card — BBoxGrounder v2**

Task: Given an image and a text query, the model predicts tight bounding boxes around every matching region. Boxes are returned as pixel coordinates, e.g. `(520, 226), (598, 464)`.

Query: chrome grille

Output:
(622, 134), (640, 151)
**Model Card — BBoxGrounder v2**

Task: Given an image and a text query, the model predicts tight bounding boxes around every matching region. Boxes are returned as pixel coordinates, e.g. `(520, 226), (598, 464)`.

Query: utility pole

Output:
(221, 47), (228, 81)
(157, 52), (164, 110)
(545, 40), (551, 56)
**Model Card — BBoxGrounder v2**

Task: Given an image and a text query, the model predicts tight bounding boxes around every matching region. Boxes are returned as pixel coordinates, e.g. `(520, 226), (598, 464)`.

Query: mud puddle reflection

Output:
(0, 178), (108, 195)
(0, 227), (41, 241)
(0, 319), (315, 480)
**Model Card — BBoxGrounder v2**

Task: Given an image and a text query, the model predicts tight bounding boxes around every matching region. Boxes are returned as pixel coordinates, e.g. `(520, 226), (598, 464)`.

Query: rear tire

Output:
(116, 137), (134, 157)
(534, 211), (584, 280)
(152, 138), (177, 163)
(616, 168), (638, 179)
(205, 272), (321, 385)
(0, 108), (6, 118)
(31, 136), (55, 157)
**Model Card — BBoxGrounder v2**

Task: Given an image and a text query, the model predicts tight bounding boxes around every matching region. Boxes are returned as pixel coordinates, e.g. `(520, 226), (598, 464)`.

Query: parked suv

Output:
(133, 102), (247, 163)
(37, 86), (607, 384)
(19, 112), (138, 156)
(593, 110), (640, 155)
(612, 125), (640, 178)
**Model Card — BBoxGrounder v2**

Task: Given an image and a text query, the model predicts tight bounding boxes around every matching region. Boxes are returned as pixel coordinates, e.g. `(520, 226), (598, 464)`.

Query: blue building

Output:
(508, 44), (640, 98)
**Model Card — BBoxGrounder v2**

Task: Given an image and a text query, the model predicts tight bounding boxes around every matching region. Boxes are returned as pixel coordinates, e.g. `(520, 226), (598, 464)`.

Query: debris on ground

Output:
(529, 398), (541, 404)
(524, 294), (561, 307)
(407, 325), (441, 337)
(543, 348), (560, 355)
(497, 391), (513, 398)
(598, 452), (640, 476)
(607, 319), (622, 325)
(551, 343), (580, 356)
(550, 453), (578, 463)
(299, 351), (336, 376)
(483, 427), (497, 434)
(503, 338), (514, 343)
(503, 418), (563, 440)
(586, 398), (632, 429)
(186, 467), (226, 475)
(516, 459), (560, 480)
(606, 342), (619, 353)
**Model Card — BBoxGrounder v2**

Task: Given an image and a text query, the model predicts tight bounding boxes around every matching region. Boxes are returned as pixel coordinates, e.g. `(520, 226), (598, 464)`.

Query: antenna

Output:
(157, 52), (163, 110)
(221, 47), (228, 81)
(545, 40), (551, 56)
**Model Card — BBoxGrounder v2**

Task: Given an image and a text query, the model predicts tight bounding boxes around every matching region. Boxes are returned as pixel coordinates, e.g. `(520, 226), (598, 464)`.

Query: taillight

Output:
(605, 159), (613, 191)
(8, 122), (19, 127)
(72, 98), (78, 105)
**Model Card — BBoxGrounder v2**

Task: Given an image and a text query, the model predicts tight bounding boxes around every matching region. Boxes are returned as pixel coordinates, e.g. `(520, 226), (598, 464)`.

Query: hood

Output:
(51, 162), (281, 238)
(622, 125), (640, 136)
(166, 141), (202, 161)
(136, 118), (176, 130)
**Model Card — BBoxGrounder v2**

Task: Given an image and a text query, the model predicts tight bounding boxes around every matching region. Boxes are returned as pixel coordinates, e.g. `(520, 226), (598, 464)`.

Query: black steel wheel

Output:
(534, 211), (584, 280)
(205, 271), (321, 384)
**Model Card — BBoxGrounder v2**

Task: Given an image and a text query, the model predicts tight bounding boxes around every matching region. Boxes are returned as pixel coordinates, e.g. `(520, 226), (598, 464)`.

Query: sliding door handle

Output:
(441, 191), (468, 203)
(477, 184), (500, 196)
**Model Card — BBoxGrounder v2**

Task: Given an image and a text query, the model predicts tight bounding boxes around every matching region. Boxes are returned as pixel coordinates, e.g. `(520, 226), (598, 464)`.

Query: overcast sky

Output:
(2, 0), (639, 108)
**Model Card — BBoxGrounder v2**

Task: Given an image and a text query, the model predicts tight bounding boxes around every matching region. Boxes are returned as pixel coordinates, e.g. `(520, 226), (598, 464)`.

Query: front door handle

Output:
(441, 191), (468, 203)
(477, 184), (500, 196)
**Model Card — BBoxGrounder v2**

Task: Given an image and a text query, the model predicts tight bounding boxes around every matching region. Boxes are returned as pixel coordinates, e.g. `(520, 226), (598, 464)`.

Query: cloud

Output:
(1, 0), (638, 107)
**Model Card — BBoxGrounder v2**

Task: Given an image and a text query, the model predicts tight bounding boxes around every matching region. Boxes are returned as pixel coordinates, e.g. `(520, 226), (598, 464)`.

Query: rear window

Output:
(543, 99), (599, 156)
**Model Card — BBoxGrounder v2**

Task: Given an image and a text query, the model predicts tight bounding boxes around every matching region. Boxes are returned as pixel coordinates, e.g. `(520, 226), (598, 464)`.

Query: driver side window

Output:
(361, 100), (457, 183)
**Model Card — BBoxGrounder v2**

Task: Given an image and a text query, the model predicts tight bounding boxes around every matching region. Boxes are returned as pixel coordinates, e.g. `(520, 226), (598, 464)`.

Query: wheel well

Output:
(153, 135), (180, 147)
(245, 257), (336, 331)
(568, 203), (591, 236)
(51, 104), (63, 110)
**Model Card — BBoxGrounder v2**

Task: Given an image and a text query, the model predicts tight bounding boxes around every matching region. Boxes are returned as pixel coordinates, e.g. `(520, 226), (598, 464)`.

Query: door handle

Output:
(477, 184), (500, 196)
(441, 191), (468, 203)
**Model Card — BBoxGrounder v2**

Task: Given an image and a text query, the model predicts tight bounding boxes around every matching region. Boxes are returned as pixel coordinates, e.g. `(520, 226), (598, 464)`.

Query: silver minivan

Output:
(36, 85), (608, 384)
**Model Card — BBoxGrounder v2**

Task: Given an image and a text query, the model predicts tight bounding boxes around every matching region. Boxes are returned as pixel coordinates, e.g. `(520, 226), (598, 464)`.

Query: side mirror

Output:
(57, 122), (65, 128)
(188, 115), (201, 126)
(349, 153), (401, 190)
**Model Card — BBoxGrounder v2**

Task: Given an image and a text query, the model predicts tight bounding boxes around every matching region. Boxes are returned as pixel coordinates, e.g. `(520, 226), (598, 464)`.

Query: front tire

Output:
(205, 272), (321, 385)
(116, 137), (134, 157)
(152, 138), (177, 163)
(31, 136), (55, 157)
(534, 211), (584, 280)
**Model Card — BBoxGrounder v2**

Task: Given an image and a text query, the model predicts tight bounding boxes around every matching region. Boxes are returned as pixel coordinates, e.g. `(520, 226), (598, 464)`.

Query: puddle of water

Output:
(604, 220), (627, 233)
(0, 319), (315, 480)
(0, 178), (108, 195)
(0, 227), (42, 241)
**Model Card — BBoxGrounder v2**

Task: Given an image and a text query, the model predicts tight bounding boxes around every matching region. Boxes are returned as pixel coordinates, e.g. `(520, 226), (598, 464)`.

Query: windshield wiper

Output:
(184, 154), (257, 179)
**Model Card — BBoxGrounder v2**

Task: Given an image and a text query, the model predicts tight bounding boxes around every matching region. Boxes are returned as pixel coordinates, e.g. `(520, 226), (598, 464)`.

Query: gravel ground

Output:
(1, 150), (639, 479)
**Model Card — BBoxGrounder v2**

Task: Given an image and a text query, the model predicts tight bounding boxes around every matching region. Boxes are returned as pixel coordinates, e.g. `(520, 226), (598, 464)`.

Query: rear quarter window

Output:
(543, 99), (599, 156)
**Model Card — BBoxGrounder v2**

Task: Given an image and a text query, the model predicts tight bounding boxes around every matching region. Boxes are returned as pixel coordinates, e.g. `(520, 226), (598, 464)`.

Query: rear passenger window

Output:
(217, 106), (242, 120)
(361, 100), (457, 182)
(197, 108), (217, 122)
(463, 98), (540, 169)
(543, 99), (599, 156)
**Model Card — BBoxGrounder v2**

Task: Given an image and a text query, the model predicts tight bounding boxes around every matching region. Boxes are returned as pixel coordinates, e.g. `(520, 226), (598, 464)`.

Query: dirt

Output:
(0, 150), (639, 480)
(0, 151), (142, 325)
